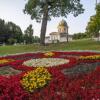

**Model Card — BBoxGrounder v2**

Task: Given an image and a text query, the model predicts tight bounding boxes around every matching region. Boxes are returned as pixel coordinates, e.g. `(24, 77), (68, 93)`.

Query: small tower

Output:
(58, 19), (68, 34)
(57, 19), (69, 42)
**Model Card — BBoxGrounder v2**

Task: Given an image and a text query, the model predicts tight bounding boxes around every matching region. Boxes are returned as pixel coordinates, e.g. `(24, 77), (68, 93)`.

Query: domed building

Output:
(45, 19), (73, 43)
(58, 19), (68, 33)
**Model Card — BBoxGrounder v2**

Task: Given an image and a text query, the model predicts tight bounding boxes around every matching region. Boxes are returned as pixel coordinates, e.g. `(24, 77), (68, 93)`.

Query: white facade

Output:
(45, 34), (73, 43)
(45, 19), (73, 43)
(45, 37), (51, 43)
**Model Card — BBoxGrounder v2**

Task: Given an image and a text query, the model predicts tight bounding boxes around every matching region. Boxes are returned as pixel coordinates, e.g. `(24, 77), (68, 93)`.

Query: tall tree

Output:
(25, 24), (33, 36)
(24, 0), (84, 45)
(0, 19), (6, 42)
(14, 26), (23, 43)
(24, 24), (34, 44)
(0, 18), (23, 44)
(86, 3), (100, 38)
(6, 22), (23, 44)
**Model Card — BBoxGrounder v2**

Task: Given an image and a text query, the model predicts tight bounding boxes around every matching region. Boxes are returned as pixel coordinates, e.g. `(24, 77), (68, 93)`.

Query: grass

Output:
(0, 39), (100, 55)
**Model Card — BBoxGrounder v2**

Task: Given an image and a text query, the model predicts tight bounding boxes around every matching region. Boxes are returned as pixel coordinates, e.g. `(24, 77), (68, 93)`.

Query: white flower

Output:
(23, 58), (69, 67)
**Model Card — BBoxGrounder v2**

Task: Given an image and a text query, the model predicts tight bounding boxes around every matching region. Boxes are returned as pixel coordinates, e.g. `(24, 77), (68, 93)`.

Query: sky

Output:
(0, 0), (97, 37)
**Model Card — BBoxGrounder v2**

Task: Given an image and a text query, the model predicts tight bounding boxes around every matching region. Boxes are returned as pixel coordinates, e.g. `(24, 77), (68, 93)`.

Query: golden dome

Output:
(58, 19), (68, 27)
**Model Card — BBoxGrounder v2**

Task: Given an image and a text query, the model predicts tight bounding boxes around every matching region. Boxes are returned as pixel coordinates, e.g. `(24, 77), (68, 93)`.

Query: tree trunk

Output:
(40, 4), (48, 45)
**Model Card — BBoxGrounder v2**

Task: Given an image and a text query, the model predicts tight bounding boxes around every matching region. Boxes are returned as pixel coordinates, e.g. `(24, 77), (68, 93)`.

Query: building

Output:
(45, 19), (73, 43)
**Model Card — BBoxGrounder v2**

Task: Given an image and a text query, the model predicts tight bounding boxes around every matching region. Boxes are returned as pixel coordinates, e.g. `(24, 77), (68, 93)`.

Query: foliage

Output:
(73, 32), (87, 39)
(8, 38), (17, 45)
(24, 0), (84, 45)
(24, 24), (33, 36)
(33, 36), (40, 43)
(86, 3), (100, 37)
(0, 18), (23, 44)
(24, 24), (34, 44)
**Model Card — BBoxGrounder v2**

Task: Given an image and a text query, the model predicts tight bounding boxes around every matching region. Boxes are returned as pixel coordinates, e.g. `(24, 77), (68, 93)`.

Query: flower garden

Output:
(0, 51), (100, 99)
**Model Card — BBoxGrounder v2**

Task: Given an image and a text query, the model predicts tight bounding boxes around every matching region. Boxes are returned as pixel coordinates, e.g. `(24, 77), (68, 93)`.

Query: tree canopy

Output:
(24, 24), (34, 44)
(0, 18), (40, 45)
(0, 18), (23, 44)
(24, 0), (84, 45)
(73, 32), (87, 40)
(86, 3), (100, 37)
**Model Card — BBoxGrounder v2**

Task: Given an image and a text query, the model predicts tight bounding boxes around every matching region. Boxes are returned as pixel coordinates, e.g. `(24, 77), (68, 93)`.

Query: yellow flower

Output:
(44, 52), (54, 57)
(20, 67), (52, 92)
(0, 59), (14, 64)
(79, 55), (100, 60)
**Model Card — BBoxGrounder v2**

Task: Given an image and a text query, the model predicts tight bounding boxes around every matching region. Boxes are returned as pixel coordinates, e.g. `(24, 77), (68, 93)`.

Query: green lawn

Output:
(0, 39), (100, 55)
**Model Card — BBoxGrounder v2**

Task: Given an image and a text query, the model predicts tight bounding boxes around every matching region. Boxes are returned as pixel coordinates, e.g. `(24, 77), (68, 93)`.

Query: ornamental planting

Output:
(0, 51), (100, 99)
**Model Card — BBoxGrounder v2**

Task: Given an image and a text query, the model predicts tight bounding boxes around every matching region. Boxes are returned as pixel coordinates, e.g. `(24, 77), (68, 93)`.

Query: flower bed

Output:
(78, 55), (100, 63)
(0, 51), (100, 99)
(23, 58), (69, 67)
(0, 58), (15, 67)
(20, 67), (52, 92)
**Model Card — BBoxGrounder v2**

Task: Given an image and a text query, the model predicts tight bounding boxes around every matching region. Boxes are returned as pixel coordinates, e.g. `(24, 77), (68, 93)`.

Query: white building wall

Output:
(59, 37), (67, 42)
(45, 34), (73, 43)
(45, 37), (52, 43)
(50, 34), (59, 41)
(59, 37), (72, 42)
(57, 35), (60, 40)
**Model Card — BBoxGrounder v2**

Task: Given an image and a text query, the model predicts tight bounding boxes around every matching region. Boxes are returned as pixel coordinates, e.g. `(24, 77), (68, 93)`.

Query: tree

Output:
(6, 22), (23, 44)
(24, 0), (84, 45)
(0, 19), (5, 34)
(86, 3), (100, 39)
(23, 33), (29, 44)
(33, 36), (40, 43)
(73, 32), (87, 40)
(86, 15), (99, 37)
(24, 24), (34, 44)
(8, 38), (17, 45)
(0, 18), (23, 44)
(14, 26), (23, 43)
(0, 19), (6, 43)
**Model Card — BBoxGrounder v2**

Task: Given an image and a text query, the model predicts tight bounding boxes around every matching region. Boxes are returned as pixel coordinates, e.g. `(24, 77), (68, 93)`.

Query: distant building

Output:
(45, 19), (73, 43)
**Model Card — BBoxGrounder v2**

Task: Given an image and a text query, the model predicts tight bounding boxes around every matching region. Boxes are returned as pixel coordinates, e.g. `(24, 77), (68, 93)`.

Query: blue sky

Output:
(0, 0), (97, 37)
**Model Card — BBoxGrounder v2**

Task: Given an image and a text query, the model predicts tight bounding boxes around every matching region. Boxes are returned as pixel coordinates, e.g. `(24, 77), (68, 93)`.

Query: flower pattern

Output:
(0, 51), (100, 99)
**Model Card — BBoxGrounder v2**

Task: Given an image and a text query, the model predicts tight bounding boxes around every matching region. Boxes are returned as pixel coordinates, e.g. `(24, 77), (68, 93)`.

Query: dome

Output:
(58, 19), (68, 27)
